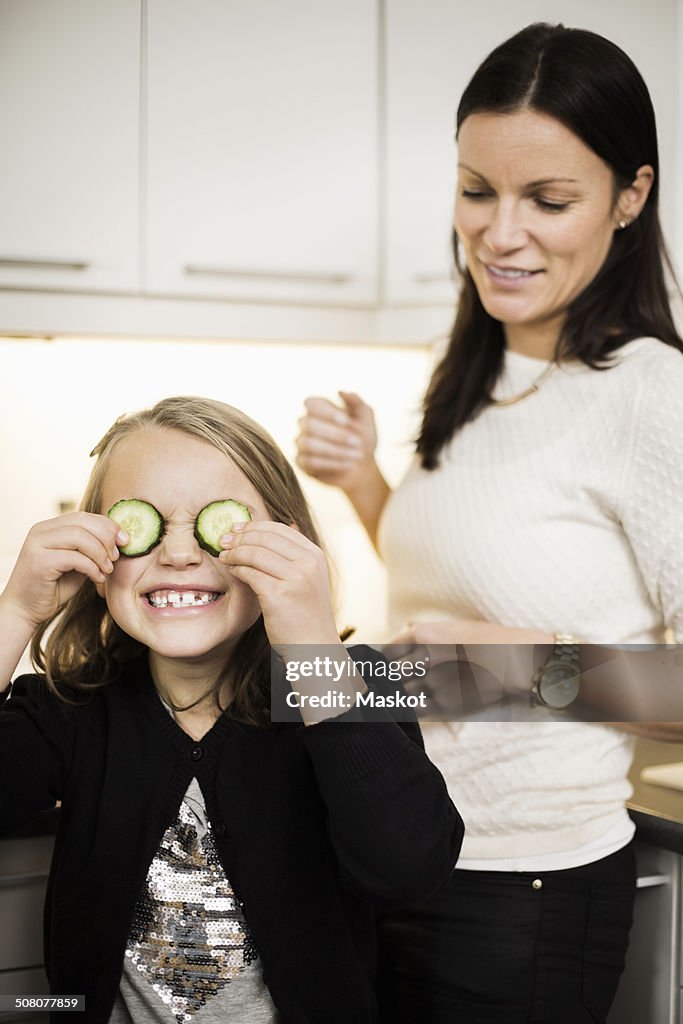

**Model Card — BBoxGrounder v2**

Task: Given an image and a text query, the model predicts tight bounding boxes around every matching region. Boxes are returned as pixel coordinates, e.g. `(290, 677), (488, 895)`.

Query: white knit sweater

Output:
(379, 338), (683, 869)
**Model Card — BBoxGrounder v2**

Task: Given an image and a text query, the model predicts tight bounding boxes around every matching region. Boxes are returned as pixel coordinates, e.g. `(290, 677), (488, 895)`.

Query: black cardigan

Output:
(0, 647), (462, 1023)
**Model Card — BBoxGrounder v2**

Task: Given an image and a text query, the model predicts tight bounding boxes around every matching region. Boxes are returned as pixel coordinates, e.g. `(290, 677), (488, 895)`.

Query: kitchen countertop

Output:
(627, 738), (683, 855)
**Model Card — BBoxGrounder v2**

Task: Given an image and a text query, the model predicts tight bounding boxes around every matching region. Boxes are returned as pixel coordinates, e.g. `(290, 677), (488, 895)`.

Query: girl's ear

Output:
(95, 579), (106, 599)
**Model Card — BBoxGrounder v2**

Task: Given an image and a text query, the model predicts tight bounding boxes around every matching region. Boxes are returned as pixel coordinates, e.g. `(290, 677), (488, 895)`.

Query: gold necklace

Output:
(490, 360), (557, 407)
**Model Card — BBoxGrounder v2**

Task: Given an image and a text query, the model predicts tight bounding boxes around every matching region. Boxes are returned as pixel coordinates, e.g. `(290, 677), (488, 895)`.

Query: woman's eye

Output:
(460, 189), (491, 200)
(459, 189), (569, 212)
(535, 198), (570, 212)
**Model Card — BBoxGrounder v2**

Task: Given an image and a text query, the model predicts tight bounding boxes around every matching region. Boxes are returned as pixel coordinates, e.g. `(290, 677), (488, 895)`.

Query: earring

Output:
(618, 218), (629, 229)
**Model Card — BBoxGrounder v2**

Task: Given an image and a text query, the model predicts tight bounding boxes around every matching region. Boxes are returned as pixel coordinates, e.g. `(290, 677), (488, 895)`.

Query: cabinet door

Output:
(145, 0), (378, 306)
(608, 842), (680, 1024)
(384, 0), (681, 307)
(0, 0), (140, 292)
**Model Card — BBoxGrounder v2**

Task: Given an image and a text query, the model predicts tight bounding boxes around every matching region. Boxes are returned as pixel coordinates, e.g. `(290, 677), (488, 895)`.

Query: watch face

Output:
(538, 663), (580, 710)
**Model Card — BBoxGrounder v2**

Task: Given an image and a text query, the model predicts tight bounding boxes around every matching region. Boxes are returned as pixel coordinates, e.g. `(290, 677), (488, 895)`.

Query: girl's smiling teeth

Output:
(146, 589), (222, 609)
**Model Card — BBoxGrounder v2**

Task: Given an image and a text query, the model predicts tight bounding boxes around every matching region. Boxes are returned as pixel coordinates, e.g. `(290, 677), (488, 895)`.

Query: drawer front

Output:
(0, 966), (49, 1024)
(0, 837), (53, 879)
(0, 878), (48, 971)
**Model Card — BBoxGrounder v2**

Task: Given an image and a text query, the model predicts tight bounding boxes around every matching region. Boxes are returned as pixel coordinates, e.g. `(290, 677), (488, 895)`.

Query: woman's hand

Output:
(390, 619), (488, 648)
(295, 392), (391, 549)
(1, 512), (126, 631)
(219, 521), (340, 648)
(390, 618), (552, 646)
(384, 619), (553, 715)
(295, 391), (378, 492)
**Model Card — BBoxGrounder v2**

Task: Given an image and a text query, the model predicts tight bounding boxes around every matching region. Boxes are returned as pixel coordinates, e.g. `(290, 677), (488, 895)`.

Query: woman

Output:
(295, 22), (683, 1024)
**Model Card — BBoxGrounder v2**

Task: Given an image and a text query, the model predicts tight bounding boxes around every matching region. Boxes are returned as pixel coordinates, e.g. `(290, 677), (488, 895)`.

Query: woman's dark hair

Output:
(417, 22), (683, 468)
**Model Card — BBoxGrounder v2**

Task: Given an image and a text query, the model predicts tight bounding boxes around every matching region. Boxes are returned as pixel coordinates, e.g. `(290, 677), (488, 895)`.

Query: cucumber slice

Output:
(195, 499), (252, 556)
(108, 498), (164, 557)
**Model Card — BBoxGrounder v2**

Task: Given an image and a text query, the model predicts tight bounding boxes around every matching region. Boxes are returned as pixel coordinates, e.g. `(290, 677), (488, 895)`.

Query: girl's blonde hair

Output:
(31, 396), (325, 726)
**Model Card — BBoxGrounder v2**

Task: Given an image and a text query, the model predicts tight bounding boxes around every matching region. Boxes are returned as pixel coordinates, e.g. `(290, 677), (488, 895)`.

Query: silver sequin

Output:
(126, 799), (257, 1023)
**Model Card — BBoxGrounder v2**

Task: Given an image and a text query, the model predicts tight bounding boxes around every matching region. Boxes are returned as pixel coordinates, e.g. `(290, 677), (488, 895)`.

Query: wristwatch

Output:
(531, 634), (581, 710)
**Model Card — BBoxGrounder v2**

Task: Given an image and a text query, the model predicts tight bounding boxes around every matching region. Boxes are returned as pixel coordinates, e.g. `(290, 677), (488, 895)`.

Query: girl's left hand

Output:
(218, 521), (340, 648)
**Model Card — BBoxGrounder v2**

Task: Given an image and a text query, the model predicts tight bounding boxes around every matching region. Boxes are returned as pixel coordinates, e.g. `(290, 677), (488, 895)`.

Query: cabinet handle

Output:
(635, 873), (671, 888)
(0, 870), (49, 887)
(183, 264), (353, 285)
(412, 272), (454, 284)
(0, 257), (90, 271)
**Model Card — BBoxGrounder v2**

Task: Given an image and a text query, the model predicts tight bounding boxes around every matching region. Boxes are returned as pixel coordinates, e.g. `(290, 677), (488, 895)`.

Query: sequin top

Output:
(110, 777), (279, 1023)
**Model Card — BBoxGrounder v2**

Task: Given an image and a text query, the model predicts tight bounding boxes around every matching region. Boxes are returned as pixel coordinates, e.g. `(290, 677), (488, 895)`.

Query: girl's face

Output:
(454, 109), (622, 355)
(97, 426), (268, 675)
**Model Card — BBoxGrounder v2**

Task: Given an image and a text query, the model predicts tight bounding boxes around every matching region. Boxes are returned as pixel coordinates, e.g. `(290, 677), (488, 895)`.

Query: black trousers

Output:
(376, 842), (636, 1024)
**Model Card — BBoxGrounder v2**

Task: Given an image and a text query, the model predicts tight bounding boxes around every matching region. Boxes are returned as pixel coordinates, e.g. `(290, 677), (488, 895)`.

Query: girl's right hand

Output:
(1, 512), (127, 630)
(295, 391), (378, 492)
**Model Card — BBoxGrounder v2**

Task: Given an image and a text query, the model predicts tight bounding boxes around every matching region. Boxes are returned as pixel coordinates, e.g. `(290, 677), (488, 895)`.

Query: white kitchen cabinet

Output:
(144, 0), (378, 307)
(0, 0), (141, 293)
(384, 0), (681, 309)
(0, 0), (680, 342)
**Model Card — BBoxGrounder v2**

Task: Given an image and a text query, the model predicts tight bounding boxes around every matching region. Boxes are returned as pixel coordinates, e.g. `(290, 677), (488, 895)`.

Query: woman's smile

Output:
(481, 261), (544, 288)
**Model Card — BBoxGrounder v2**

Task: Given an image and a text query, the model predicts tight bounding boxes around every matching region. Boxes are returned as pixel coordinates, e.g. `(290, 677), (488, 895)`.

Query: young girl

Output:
(0, 395), (462, 1024)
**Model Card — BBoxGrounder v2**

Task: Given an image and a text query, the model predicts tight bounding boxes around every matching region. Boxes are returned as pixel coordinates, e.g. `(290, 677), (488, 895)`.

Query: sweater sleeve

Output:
(0, 674), (77, 835)
(299, 645), (463, 907)
(616, 347), (683, 640)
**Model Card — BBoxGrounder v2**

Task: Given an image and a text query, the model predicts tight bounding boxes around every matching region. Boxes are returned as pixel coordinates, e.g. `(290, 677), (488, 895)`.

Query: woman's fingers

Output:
(295, 394), (377, 489)
(296, 415), (367, 475)
(338, 390), (371, 415)
(387, 625), (416, 646)
(298, 410), (365, 446)
(383, 634), (425, 663)
(297, 432), (364, 461)
(300, 396), (374, 447)
(303, 396), (351, 425)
